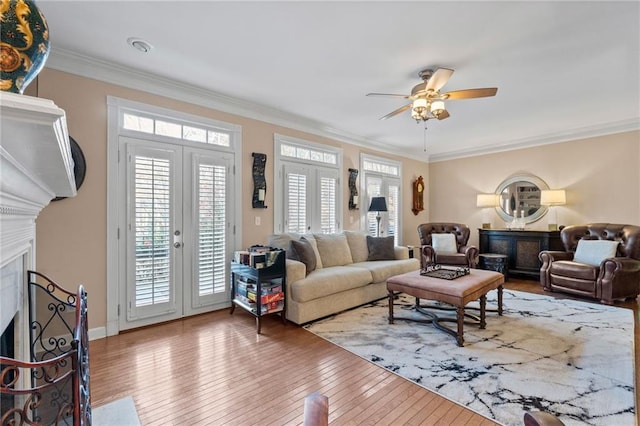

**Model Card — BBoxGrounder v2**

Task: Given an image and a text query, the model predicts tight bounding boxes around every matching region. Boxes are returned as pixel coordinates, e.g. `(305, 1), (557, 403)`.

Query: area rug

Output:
(304, 290), (636, 426)
(92, 396), (141, 426)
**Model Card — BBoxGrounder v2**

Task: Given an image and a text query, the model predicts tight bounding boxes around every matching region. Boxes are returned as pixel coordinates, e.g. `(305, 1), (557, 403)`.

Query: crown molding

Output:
(428, 118), (640, 163)
(45, 48), (409, 157)
(46, 48), (638, 164)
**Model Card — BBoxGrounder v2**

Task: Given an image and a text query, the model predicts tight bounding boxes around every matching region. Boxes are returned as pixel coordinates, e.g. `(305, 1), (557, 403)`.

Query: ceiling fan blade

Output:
(443, 87), (498, 100)
(380, 104), (411, 120)
(426, 68), (454, 92)
(366, 92), (410, 98)
(436, 110), (450, 120)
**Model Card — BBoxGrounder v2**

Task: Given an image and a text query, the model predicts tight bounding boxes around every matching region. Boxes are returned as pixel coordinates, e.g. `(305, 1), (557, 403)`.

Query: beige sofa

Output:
(268, 231), (420, 324)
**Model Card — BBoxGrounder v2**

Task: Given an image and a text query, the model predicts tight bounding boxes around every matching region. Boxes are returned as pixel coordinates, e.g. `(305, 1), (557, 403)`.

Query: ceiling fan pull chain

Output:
(423, 124), (428, 152)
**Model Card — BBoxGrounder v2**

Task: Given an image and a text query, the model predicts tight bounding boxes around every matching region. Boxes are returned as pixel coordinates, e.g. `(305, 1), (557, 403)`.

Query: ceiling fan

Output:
(367, 67), (498, 122)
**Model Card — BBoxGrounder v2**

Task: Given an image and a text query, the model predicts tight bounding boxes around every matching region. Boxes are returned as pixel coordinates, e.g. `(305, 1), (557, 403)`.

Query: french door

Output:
(119, 137), (233, 330)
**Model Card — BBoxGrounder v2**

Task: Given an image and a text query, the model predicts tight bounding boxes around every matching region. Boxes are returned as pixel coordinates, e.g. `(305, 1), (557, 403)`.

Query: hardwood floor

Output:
(89, 279), (638, 425)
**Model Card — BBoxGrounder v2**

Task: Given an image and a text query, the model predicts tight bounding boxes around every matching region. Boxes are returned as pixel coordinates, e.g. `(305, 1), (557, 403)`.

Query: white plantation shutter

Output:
(285, 169), (308, 233)
(319, 171), (338, 233)
(196, 163), (227, 296)
(387, 184), (399, 244)
(133, 155), (172, 308)
(366, 177), (382, 236)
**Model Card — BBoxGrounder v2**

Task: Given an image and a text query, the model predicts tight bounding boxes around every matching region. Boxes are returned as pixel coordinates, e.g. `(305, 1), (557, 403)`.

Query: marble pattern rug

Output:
(304, 290), (635, 426)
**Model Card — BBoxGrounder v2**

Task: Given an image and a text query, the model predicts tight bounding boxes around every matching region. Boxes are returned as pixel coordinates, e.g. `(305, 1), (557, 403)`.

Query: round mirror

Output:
(495, 174), (549, 224)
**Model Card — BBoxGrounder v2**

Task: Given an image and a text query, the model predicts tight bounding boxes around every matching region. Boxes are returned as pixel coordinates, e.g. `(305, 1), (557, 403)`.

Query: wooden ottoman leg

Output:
(456, 306), (464, 347)
(497, 285), (503, 316)
(388, 290), (395, 324)
(479, 295), (487, 329)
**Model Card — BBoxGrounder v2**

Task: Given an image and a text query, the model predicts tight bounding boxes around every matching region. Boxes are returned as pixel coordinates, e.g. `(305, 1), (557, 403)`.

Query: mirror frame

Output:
(495, 174), (549, 224)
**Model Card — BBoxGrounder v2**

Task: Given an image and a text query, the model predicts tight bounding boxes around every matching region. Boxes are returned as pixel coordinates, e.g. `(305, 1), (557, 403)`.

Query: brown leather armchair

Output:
(539, 223), (640, 304)
(417, 223), (478, 268)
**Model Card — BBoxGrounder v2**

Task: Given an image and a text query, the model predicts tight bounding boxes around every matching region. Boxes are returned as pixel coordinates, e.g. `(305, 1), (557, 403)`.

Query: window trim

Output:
(360, 153), (403, 244)
(274, 134), (343, 234)
(106, 96), (242, 336)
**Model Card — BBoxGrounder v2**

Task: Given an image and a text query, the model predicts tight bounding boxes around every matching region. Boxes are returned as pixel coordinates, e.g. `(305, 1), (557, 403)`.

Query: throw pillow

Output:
(431, 233), (458, 254)
(289, 237), (317, 275)
(344, 230), (369, 263)
(314, 233), (353, 267)
(268, 233), (301, 259)
(366, 236), (396, 261)
(573, 239), (619, 266)
(302, 234), (323, 269)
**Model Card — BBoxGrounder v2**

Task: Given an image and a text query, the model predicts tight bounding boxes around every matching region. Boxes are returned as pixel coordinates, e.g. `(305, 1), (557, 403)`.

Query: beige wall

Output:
(34, 69), (639, 332)
(428, 131), (640, 248)
(34, 69), (429, 330)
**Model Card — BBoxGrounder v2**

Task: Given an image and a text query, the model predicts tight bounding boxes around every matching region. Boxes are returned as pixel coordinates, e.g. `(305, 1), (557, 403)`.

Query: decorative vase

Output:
(0, 0), (50, 94)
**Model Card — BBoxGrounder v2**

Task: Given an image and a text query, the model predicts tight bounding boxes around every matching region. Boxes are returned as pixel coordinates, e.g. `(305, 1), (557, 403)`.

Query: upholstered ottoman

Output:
(387, 269), (504, 346)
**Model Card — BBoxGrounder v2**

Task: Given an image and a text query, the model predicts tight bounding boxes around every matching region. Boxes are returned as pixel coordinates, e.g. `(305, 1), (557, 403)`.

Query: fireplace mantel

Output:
(0, 91), (75, 343)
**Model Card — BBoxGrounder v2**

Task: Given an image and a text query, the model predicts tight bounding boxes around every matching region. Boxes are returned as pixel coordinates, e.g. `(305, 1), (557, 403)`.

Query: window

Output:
(275, 134), (342, 234)
(123, 112), (231, 147)
(361, 154), (402, 245)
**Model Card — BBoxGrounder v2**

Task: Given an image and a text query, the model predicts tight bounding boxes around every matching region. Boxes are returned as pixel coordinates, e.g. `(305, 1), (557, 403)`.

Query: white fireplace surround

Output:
(0, 91), (75, 360)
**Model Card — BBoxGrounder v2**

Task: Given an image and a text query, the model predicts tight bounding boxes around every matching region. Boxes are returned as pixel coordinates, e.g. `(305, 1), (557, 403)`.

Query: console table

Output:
(478, 229), (562, 279)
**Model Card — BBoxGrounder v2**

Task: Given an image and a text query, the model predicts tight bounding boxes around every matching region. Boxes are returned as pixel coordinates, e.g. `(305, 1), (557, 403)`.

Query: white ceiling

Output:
(38, 1), (640, 161)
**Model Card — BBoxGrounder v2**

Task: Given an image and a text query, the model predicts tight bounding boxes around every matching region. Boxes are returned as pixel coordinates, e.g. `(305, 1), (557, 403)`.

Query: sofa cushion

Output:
(432, 233), (458, 254)
(315, 233), (353, 267)
(344, 230), (369, 263)
(366, 236), (396, 261)
(551, 260), (598, 280)
(290, 266), (372, 303)
(351, 258), (420, 283)
(573, 239), (619, 266)
(435, 253), (469, 266)
(289, 237), (317, 275)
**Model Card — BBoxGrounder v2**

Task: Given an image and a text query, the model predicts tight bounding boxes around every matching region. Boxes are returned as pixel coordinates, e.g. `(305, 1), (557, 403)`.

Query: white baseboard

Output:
(88, 326), (107, 341)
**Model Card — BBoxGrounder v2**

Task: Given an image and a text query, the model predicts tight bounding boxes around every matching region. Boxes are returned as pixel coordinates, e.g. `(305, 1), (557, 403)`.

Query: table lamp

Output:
(476, 193), (497, 229)
(540, 189), (566, 231)
(368, 197), (387, 237)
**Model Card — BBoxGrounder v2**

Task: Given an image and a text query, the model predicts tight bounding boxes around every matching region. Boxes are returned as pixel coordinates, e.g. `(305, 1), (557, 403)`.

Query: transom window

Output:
(280, 143), (337, 165)
(123, 112), (231, 147)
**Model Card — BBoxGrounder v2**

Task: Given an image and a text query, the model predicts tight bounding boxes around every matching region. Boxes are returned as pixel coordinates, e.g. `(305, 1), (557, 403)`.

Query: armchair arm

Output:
(420, 245), (436, 269)
(459, 245), (478, 268)
(597, 257), (640, 303)
(539, 251), (574, 289)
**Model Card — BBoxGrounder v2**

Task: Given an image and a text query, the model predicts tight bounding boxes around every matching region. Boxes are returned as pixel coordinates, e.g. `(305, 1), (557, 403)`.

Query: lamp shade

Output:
(540, 189), (566, 206)
(476, 193), (497, 208)
(368, 196), (388, 212)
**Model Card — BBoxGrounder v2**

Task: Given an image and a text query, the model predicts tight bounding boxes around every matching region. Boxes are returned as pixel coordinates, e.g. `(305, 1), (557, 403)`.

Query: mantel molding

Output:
(1, 92), (74, 333)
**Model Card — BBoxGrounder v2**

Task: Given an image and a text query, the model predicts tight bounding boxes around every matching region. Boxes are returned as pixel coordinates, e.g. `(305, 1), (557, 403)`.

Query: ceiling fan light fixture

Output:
(431, 100), (445, 116)
(412, 98), (427, 112)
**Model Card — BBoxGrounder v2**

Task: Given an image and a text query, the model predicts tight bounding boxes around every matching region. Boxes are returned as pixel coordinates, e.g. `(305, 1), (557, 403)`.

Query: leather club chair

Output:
(539, 223), (640, 304)
(417, 222), (478, 269)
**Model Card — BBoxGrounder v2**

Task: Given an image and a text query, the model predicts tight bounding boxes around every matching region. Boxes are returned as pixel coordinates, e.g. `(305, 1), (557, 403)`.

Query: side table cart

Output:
(230, 249), (286, 334)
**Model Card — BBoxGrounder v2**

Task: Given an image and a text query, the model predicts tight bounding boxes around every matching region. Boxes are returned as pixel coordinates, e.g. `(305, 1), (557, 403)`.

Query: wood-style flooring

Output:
(89, 279), (638, 425)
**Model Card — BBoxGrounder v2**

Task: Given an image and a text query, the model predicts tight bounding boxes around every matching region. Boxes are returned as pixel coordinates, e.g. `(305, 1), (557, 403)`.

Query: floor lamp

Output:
(368, 197), (388, 237)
